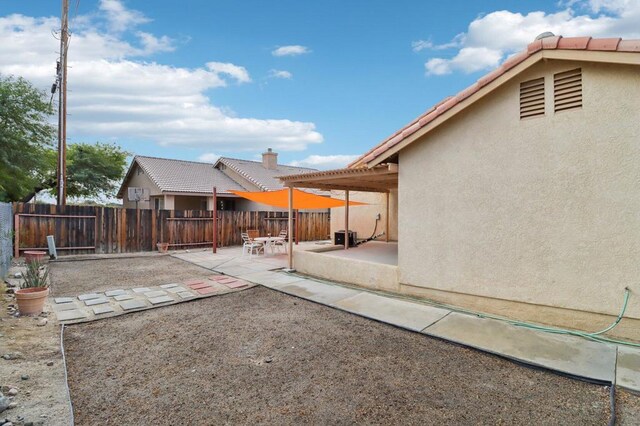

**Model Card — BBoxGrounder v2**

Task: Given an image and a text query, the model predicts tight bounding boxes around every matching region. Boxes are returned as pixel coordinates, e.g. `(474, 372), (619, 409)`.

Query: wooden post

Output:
(136, 206), (141, 252)
(295, 209), (299, 245)
(344, 190), (349, 250)
(212, 187), (217, 253)
(151, 208), (157, 251)
(386, 192), (390, 243)
(14, 214), (19, 259)
(287, 186), (294, 270)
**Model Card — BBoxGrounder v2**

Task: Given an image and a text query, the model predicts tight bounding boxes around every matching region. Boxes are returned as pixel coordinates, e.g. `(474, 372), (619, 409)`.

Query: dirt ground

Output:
(48, 255), (213, 296)
(0, 281), (71, 426)
(63, 286), (630, 425)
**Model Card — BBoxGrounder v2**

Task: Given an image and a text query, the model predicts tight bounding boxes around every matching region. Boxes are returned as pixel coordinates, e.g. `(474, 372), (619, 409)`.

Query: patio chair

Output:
(247, 229), (259, 240)
(273, 229), (288, 253)
(241, 232), (263, 257)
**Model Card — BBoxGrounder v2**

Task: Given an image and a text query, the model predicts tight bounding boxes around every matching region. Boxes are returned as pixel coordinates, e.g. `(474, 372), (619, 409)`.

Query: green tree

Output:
(0, 75), (55, 201)
(0, 75), (129, 203)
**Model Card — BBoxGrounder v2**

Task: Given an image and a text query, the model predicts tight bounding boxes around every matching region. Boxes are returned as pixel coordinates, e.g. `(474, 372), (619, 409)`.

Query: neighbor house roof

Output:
(215, 157), (318, 191)
(117, 156), (247, 197)
(350, 35), (640, 169)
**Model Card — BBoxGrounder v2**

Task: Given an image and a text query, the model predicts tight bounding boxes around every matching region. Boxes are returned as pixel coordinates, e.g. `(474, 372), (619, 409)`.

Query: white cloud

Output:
(289, 154), (359, 170)
(99, 0), (149, 33)
(420, 0), (640, 75)
(0, 3), (323, 152)
(206, 62), (251, 83)
(272, 45), (310, 57)
(198, 153), (220, 163)
(268, 69), (293, 79)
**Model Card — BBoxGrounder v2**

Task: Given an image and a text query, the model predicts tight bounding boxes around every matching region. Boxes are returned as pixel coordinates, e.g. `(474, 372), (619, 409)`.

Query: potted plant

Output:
(157, 242), (169, 253)
(15, 260), (50, 315)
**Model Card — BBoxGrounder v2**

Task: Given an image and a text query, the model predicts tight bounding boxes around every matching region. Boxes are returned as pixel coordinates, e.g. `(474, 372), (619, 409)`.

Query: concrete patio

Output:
(174, 246), (640, 393)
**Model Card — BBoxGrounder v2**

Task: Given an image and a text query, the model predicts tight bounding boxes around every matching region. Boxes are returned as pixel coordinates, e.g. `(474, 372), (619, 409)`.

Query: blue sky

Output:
(1, 0), (638, 168)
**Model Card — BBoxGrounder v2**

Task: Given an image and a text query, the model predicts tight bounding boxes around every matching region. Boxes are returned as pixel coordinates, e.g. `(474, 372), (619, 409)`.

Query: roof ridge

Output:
(350, 35), (640, 168)
(136, 155), (215, 166)
(217, 158), (268, 191)
(219, 156), (318, 171)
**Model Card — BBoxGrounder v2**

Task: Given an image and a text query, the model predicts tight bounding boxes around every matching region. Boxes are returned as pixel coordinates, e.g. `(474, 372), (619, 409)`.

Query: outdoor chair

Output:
(273, 229), (288, 253)
(247, 229), (259, 240)
(241, 232), (263, 257)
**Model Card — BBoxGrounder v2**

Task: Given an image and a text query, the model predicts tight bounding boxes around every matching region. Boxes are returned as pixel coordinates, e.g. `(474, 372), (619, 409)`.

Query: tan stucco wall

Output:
(331, 190), (398, 242)
(121, 164), (162, 209)
(398, 59), (640, 324)
(174, 195), (207, 210)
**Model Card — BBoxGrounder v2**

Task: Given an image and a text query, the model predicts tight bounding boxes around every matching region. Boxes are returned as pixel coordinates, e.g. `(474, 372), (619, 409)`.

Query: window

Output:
(519, 77), (545, 119)
(554, 68), (582, 113)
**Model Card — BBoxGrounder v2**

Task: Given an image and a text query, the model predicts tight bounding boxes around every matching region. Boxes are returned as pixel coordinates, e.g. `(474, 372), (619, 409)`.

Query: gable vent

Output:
(519, 77), (545, 119)
(554, 68), (582, 112)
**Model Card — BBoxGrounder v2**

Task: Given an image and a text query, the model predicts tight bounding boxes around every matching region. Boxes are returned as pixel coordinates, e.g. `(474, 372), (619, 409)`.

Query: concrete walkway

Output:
(174, 249), (640, 393)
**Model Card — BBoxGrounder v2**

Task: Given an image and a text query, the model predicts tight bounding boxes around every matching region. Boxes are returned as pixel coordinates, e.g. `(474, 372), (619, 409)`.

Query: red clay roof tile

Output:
(349, 36), (640, 168)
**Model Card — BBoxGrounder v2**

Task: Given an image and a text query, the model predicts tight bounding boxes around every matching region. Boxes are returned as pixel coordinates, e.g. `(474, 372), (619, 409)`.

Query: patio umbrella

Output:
(227, 189), (368, 209)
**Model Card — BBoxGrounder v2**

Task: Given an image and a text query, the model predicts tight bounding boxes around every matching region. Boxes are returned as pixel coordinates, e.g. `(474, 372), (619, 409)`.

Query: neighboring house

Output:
(117, 149), (318, 210)
(282, 35), (640, 340)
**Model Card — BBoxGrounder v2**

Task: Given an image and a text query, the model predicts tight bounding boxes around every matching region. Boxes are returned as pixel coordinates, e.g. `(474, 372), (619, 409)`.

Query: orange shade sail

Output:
(228, 189), (368, 210)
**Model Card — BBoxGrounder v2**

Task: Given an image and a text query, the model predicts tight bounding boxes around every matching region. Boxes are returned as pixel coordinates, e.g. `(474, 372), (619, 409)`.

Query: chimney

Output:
(262, 148), (278, 170)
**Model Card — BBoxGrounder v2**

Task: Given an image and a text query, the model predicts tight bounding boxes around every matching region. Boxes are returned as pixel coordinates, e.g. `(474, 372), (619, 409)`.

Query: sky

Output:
(1, 0), (639, 169)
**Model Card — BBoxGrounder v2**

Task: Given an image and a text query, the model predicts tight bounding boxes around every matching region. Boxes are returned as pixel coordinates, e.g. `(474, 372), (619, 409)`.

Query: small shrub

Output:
(21, 260), (49, 289)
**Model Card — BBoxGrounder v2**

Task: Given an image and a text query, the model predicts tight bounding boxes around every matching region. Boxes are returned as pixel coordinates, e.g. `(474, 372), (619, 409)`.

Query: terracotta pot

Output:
(15, 287), (50, 316)
(157, 243), (169, 253)
(24, 251), (47, 264)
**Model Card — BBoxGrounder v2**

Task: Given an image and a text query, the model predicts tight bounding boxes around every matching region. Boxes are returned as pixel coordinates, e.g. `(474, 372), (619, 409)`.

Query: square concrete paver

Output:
(423, 312), (616, 383)
(78, 293), (102, 301)
(120, 299), (147, 311)
(160, 283), (179, 289)
(105, 289), (127, 297)
(335, 292), (451, 332)
(183, 279), (204, 286)
(52, 302), (80, 312)
(616, 345), (640, 392)
(144, 290), (168, 298)
(221, 280), (248, 289)
(272, 279), (362, 306)
(187, 282), (211, 290)
(54, 297), (74, 304)
(132, 287), (152, 293)
(56, 309), (88, 321)
(195, 287), (218, 295)
(166, 286), (188, 294)
(177, 291), (194, 299)
(84, 297), (110, 306)
(113, 294), (133, 301)
(92, 305), (115, 315)
(148, 295), (173, 305)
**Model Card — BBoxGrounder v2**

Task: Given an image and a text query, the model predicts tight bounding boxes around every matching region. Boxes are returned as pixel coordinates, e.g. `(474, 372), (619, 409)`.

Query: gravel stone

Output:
(6, 389), (17, 397)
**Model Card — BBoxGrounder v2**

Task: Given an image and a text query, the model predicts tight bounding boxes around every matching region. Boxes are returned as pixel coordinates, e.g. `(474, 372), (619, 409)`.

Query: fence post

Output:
(212, 187), (217, 253)
(13, 214), (19, 259)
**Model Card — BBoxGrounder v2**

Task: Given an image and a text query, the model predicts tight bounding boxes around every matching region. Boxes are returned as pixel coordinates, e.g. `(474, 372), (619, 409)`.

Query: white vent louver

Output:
(520, 77), (545, 119)
(554, 68), (582, 112)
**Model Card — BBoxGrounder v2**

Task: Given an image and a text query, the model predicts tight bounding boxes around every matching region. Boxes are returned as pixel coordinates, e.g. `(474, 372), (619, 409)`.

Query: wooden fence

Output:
(12, 203), (330, 256)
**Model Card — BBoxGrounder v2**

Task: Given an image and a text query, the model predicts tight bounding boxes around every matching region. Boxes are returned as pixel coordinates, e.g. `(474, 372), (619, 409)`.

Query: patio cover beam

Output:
(278, 163), (398, 193)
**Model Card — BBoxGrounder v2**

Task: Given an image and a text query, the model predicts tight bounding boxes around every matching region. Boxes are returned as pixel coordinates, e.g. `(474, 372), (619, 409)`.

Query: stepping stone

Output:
(132, 287), (152, 293)
(54, 297), (74, 304)
(52, 302), (79, 312)
(148, 295), (173, 305)
(120, 299), (147, 311)
(196, 287), (218, 295)
(208, 275), (227, 282)
(56, 309), (88, 321)
(188, 282), (212, 290)
(160, 283), (179, 289)
(177, 291), (194, 299)
(84, 297), (110, 306)
(166, 286), (188, 294)
(78, 293), (102, 301)
(105, 289), (127, 297)
(222, 280), (248, 289)
(144, 290), (168, 298)
(92, 305), (115, 315)
(114, 294), (133, 301)
(184, 279), (205, 286)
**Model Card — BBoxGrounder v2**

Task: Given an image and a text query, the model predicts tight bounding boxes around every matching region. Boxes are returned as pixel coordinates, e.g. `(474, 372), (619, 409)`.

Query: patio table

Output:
(253, 236), (285, 255)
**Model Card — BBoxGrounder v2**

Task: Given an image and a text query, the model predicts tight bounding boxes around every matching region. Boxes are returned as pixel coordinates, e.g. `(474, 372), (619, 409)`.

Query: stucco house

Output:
(117, 149), (318, 210)
(280, 35), (640, 340)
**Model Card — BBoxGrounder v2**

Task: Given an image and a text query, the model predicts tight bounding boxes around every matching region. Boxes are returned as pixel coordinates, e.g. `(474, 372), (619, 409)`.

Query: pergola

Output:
(278, 163), (399, 270)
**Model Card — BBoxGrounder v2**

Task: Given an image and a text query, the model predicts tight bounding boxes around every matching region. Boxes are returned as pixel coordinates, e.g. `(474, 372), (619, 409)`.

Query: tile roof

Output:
(216, 157), (318, 191)
(125, 156), (247, 194)
(350, 36), (640, 168)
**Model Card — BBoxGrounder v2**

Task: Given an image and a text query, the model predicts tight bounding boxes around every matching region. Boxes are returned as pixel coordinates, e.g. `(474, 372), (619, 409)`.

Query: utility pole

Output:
(56, 0), (69, 206)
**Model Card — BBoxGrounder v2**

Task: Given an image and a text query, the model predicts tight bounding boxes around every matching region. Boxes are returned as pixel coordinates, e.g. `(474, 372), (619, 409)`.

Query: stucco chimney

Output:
(262, 148), (278, 170)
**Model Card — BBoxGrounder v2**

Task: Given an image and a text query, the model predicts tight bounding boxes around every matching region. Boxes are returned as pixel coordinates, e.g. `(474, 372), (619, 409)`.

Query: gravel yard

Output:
(63, 286), (617, 425)
(48, 255), (212, 296)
